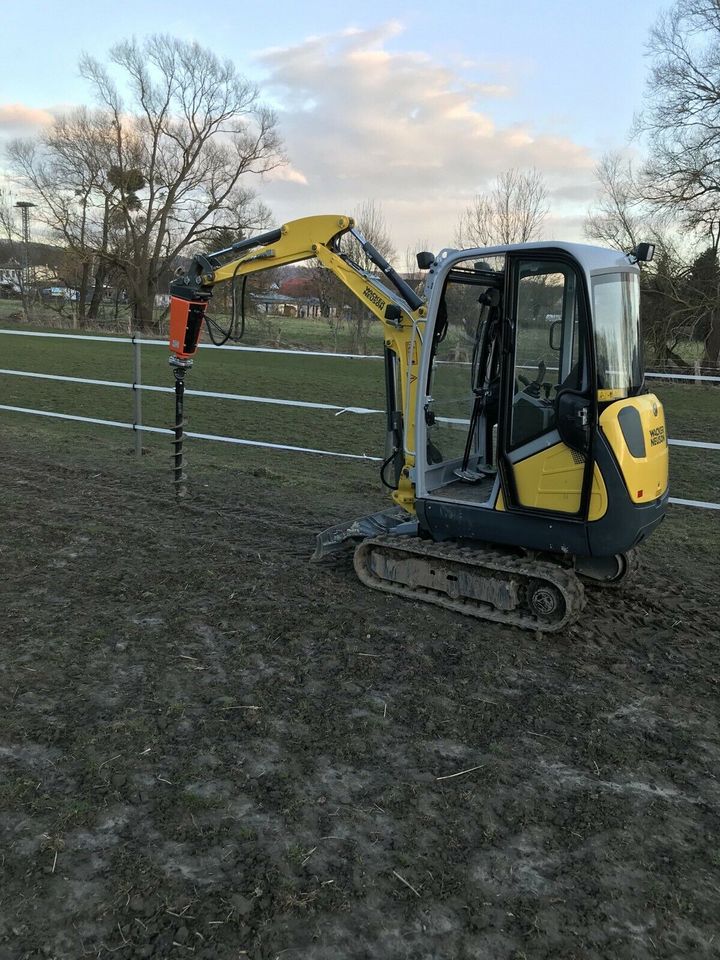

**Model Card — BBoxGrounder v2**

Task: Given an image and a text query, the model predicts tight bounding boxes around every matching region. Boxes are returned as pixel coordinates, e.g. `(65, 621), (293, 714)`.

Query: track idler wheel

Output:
(524, 579), (567, 625)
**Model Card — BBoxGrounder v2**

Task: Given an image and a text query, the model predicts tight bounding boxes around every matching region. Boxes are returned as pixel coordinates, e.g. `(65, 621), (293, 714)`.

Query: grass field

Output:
(0, 298), (375, 355)
(1, 317), (718, 505)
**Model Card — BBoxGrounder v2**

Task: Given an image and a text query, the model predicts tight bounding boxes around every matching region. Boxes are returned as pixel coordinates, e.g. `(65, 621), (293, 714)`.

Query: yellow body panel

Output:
(599, 395), (668, 503)
(598, 387), (627, 402)
(509, 444), (608, 519)
(211, 216), (353, 282)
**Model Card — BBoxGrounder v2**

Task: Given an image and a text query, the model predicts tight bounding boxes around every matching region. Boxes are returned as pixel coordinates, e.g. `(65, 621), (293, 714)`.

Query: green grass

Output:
(1, 318), (718, 505)
(1, 320), (388, 458)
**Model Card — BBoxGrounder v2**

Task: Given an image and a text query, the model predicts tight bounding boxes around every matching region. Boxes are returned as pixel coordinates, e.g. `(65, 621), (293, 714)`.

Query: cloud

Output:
(262, 163), (308, 186)
(0, 104), (55, 135)
(255, 24), (597, 250)
(551, 182), (599, 204)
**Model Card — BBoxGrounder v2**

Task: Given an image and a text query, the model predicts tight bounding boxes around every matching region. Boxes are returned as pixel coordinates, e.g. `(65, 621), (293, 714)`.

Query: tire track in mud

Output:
(2, 456), (324, 534)
(1, 456), (336, 575)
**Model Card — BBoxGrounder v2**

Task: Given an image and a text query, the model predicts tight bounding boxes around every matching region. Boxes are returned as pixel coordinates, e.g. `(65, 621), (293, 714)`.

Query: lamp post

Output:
(15, 200), (35, 318)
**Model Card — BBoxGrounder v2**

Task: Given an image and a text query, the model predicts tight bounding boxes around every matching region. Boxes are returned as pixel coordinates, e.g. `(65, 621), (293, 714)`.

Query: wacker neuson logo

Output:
(363, 286), (385, 310)
(649, 425), (666, 446)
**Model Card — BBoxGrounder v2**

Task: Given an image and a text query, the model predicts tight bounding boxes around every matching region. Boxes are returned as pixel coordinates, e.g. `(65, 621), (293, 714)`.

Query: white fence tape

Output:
(0, 328), (377, 360)
(644, 371), (720, 383)
(0, 404), (382, 461)
(3, 402), (716, 509)
(668, 438), (720, 451)
(2, 403), (717, 509)
(1, 328), (718, 509)
(2, 328), (720, 381)
(669, 497), (720, 511)
(1, 329), (145, 345)
(0, 369), (381, 415)
(2, 368), (717, 450)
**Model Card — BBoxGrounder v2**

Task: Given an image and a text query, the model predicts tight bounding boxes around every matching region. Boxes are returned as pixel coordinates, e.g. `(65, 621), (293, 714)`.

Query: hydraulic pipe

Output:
(349, 227), (424, 312)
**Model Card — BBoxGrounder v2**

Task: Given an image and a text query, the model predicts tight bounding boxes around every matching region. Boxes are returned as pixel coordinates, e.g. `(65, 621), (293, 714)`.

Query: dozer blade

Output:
(312, 507), (413, 561)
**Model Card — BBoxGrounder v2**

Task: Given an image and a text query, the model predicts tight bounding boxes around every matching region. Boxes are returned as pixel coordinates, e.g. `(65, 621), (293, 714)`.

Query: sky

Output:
(0, 0), (669, 253)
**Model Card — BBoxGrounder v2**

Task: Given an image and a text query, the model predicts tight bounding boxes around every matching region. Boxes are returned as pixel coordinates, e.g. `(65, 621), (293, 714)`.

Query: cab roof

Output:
(438, 241), (638, 276)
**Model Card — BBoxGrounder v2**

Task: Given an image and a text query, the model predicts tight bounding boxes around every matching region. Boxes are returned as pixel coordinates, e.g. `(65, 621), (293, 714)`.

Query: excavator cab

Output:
(413, 244), (668, 571)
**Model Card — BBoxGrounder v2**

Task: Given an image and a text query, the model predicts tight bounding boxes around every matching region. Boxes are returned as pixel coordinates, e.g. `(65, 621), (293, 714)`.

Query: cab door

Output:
(498, 255), (599, 518)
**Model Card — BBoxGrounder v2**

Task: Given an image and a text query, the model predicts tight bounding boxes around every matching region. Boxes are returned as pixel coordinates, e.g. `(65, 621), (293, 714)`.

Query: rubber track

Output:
(354, 535), (586, 632)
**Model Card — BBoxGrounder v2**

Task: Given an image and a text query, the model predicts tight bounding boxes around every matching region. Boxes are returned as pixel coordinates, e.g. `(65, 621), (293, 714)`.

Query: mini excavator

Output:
(169, 215), (669, 631)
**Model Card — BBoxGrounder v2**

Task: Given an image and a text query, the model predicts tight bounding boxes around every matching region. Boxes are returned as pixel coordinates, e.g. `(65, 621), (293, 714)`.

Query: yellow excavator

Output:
(168, 214), (668, 631)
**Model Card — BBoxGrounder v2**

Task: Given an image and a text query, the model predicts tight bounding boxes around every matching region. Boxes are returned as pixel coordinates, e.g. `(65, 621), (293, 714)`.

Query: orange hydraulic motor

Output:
(168, 255), (215, 361)
(169, 295), (209, 360)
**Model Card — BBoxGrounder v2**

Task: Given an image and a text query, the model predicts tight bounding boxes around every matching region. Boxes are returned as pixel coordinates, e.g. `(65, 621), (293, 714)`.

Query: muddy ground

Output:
(1, 428), (719, 960)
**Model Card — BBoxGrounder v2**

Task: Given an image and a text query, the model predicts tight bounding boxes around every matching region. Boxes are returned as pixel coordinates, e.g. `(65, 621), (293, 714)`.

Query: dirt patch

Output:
(1, 434), (719, 959)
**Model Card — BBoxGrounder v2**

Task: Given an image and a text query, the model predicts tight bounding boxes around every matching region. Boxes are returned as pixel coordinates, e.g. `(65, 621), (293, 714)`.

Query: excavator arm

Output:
(168, 214), (427, 511)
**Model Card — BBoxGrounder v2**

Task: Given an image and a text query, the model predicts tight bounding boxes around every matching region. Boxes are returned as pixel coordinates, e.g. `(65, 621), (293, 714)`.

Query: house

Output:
(0, 265), (21, 294)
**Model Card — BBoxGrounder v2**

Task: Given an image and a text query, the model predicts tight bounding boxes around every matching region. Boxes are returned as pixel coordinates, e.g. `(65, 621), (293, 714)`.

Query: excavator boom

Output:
(169, 214), (426, 512)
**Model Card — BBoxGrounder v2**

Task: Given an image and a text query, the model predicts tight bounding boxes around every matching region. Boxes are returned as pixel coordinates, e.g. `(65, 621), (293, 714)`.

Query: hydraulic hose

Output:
(205, 266), (247, 345)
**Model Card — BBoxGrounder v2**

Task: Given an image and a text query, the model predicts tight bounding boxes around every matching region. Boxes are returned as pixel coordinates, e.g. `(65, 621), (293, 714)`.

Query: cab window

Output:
(510, 260), (585, 449)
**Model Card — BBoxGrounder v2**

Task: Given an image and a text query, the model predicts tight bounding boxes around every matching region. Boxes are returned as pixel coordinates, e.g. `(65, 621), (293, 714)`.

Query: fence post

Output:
(694, 359), (702, 385)
(132, 335), (143, 458)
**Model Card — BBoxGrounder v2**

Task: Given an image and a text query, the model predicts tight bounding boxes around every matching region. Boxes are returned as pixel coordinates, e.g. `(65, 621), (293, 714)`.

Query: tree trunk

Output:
(349, 312), (372, 354)
(132, 296), (152, 334)
(132, 278), (157, 334)
(703, 309), (720, 369)
(76, 261), (90, 328)
(87, 260), (107, 321)
(663, 343), (690, 369)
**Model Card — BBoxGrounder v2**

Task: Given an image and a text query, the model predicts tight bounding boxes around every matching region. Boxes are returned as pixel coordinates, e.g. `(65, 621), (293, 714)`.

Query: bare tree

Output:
(455, 168), (549, 248)
(9, 110), (113, 325)
(403, 238), (432, 288)
(304, 201), (401, 352)
(584, 153), (645, 251)
(0, 190), (21, 308)
(637, 0), (720, 236)
(0, 189), (17, 246)
(302, 264), (345, 349)
(8, 34), (282, 331)
(303, 200), (399, 353)
(584, 152), (716, 365)
(350, 199), (396, 266)
(635, 0), (720, 364)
